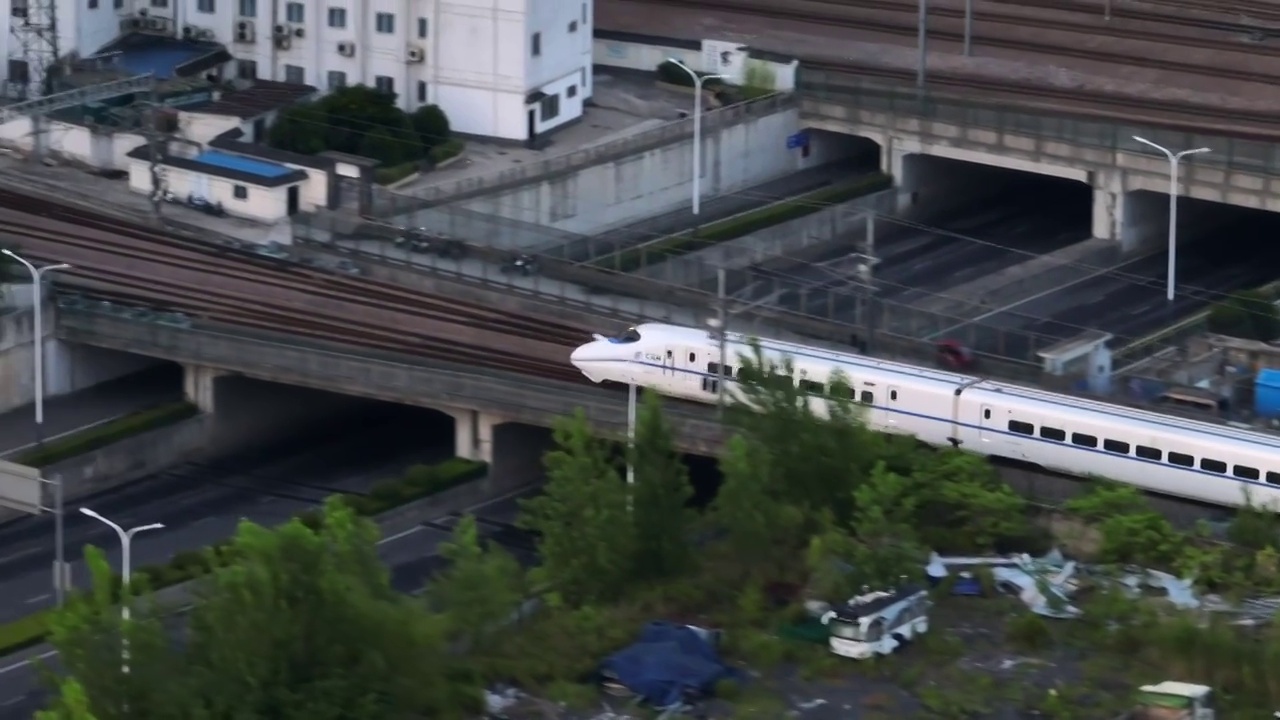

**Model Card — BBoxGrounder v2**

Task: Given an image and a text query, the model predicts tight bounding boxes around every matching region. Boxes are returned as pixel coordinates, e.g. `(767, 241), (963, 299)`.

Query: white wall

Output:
(0, 115), (149, 170)
(593, 37), (798, 93)
(128, 160), (298, 223)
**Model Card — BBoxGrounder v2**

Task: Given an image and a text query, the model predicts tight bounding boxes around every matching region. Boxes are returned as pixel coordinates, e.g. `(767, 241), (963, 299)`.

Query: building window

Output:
(238, 0), (254, 16)
(88, 0), (98, 9)
(531, 32), (540, 56)
(416, 80), (427, 103)
(539, 93), (559, 122)
(7, 60), (28, 84)
(327, 71), (346, 90)
(285, 1), (303, 22)
(284, 64), (305, 84)
(568, 20), (577, 32)
(114, 0), (123, 8)
(150, 0), (168, 7)
(236, 59), (257, 80)
(196, 0), (214, 13)
(327, 7), (346, 27)
(582, 2), (587, 22)
(374, 75), (394, 95)
(566, 85), (576, 99)
(418, 17), (428, 38)
(233, 185), (248, 200)
(375, 12), (394, 33)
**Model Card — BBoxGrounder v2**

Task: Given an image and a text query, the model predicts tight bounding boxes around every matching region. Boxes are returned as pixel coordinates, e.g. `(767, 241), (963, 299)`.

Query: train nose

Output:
(570, 342), (592, 366)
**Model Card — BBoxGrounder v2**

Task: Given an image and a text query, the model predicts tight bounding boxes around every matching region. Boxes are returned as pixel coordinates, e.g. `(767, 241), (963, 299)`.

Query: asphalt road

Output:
(0, 365), (182, 456)
(739, 198), (1090, 321)
(0, 484), (540, 718)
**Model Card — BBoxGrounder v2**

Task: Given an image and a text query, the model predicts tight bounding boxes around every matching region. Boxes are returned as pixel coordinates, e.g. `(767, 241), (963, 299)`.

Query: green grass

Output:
(15, 402), (199, 468)
(597, 173), (892, 273)
(0, 456), (489, 656)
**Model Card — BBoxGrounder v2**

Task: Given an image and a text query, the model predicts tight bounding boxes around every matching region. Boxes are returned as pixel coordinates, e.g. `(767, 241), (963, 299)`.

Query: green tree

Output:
(265, 103), (328, 155)
(36, 678), (98, 720)
(711, 434), (803, 580)
(519, 410), (633, 606)
(1207, 289), (1280, 341)
(846, 462), (926, 588)
(267, 85), (432, 166)
(629, 392), (694, 581)
(430, 514), (524, 651)
(410, 105), (451, 150)
(910, 450), (1029, 553)
(47, 499), (475, 719)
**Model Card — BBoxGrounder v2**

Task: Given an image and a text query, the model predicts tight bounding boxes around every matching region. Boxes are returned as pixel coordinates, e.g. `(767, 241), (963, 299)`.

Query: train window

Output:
(890, 390), (898, 401)
(1168, 452), (1194, 468)
(859, 390), (874, 405)
(800, 380), (824, 395)
(688, 352), (696, 363)
(609, 327), (642, 344)
(983, 409), (991, 420)
(707, 362), (721, 375)
(1039, 427), (1066, 442)
(1008, 420), (1034, 436)
(1071, 433), (1098, 448)
(1267, 471), (1280, 486)
(701, 377), (719, 394)
(1135, 445), (1162, 461)
(1233, 465), (1260, 481)
(1103, 439), (1130, 454)
(1200, 458), (1227, 474)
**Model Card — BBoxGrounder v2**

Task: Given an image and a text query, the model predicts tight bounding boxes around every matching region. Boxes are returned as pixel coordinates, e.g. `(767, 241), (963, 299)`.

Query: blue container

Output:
(1255, 369), (1280, 418)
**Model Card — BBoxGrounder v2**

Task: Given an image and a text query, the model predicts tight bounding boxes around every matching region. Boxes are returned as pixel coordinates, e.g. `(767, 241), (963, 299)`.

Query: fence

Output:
(367, 91), (799, 217)
(798, 69), (1280, 177)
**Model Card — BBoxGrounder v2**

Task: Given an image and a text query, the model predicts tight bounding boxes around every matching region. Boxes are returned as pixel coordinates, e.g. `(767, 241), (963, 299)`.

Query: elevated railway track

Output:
(0, 190), (589, 384)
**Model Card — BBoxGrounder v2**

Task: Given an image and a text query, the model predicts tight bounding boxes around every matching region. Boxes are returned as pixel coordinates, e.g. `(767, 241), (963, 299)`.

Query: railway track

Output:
(0, 190), (592, 384)
(641, 0), (1280, 86)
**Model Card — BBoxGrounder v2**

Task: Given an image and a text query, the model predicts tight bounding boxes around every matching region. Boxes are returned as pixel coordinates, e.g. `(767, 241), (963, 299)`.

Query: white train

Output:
(569, 322), (1280, 510)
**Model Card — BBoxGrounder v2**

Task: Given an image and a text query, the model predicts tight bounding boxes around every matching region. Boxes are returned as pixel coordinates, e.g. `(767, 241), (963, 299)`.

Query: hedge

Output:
(598, 173), (892, 273)
(15, 402), (199, 468)
(429, 138), (465, 165)
(0, 456), (488, 656)
(375, 161), (420, 186)
(656, 61), (725, 88)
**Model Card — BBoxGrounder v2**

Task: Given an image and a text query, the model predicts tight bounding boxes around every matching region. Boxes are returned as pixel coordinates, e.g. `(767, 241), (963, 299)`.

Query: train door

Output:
(883, 386), (901, 429)
(978, 405), (998, 445)
(662, 349), (676, 378)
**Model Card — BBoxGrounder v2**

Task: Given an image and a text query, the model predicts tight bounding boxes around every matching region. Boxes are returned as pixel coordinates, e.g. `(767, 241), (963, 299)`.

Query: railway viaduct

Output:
(798, 72), (1280, 252)
(54, 307), (724, 469)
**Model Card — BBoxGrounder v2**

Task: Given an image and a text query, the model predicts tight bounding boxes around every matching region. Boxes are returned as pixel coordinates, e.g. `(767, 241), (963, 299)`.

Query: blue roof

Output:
(115, 45), (205, 80)
(191, 151), (292, 178)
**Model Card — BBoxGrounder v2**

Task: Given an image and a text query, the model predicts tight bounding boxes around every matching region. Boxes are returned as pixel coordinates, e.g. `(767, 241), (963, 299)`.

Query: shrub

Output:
(410, 104), (451, 148)
(16, 402), (199, 468)
(429, 137), (465, 165)
(1005, 612), (1054, 652)
(655, 61), (723, 88)
(601, 173), (893, 272)
(375, 161), (420, 186)
(0, 611), (50, 654)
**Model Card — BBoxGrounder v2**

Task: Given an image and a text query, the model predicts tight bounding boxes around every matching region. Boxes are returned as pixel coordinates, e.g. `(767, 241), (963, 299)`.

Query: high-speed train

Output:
(569, 322), (1280, 510)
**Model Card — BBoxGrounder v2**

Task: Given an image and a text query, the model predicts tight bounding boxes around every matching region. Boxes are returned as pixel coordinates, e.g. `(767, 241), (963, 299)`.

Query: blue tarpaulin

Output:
(600, 622), (734, 708)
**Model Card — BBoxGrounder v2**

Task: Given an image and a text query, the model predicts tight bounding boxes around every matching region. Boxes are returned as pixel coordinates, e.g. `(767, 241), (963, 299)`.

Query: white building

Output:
(2, 0), (595, 141)
(3, 0), (126, 97)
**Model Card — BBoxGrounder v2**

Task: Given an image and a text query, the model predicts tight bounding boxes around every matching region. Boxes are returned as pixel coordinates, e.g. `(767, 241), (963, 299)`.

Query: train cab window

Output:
(1233, 465), (1260, 481)
(1168, 452), (1195, 468)
(1039, 427), (1066, 442)
(800, 380), (824, 395)
(1135, 445), (1162, 461)
(707, 362), (720, 375)
(1071, 433), (1098, 448)
(983, 409), (991, 420)
(1103, 439), (1130, 454)
(1008, 420), (1034, 436)
(859, 390), (874, 405)
(890, 390), (898, 401)
(1200, 458), (1227, 474)
(609, 327), (641, 344)
(1267, 471), (1280, 486)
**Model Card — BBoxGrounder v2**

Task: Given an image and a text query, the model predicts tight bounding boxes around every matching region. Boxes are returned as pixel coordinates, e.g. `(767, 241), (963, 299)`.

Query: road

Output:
(0, 365), (181, 456)
(0, 483), (539, 718)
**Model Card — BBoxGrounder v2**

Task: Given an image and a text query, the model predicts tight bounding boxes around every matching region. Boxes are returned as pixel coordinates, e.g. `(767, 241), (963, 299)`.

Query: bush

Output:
(375, 161), (420, 186)
(429, 138), (465, 165)
(0, 456), (489, 656)
(656, 61), (724, 88)
(15, 402), (198, 468)
(410, 104), (451, 149)
(600, 173), (893, 272)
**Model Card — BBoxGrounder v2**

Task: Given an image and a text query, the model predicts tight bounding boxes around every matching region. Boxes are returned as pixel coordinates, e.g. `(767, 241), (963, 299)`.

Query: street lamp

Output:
(79, 507), (164, 675)
(1131, 137), (1211, 302)
(3, 250), (71, 604)
(667, 59), (727, 216)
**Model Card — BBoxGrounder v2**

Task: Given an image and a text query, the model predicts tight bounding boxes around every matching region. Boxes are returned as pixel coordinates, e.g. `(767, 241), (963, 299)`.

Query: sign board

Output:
(0, 459), (43, 514)
(786, 131), (810, 149)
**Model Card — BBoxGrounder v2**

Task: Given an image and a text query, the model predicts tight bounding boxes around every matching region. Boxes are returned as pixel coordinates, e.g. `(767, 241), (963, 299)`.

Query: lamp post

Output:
(78, 508), (164, 675)
(1131, 136), (1210, 303)
(3, 250), (71, 604)
(668, 59), (727, 216)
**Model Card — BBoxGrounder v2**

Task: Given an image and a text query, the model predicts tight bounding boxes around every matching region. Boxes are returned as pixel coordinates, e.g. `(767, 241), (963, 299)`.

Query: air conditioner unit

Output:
(137, 7), (147, 16)
(237, 20), (253, 34)
(337, 41), (355, 57)
(145, 17), (165, 31)
(292, 25), (305, 38)
(272, 23), (288, 36)
(197, 28), (216, 41)
(235, 28), (254, 42)
(274, 35), (291, 50)
(119, 17), (142, 31)
(181, 24), (199, 39)
(406, 46), (424, 63)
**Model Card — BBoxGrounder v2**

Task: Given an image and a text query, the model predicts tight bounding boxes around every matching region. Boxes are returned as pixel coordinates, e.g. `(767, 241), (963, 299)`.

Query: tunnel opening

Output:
(898, 155), (1093, 232)
(806, 130), (882, 173)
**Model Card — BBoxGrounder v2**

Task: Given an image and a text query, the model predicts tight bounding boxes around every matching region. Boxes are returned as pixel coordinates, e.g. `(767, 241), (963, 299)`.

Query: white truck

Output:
(1115, 682), (1215, 720)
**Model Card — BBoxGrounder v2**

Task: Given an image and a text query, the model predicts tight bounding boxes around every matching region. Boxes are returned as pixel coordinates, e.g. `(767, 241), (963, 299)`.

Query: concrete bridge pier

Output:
(447, 408), (500, 464)
(446, 408), (552, 495)
(183, 364), (225, 413)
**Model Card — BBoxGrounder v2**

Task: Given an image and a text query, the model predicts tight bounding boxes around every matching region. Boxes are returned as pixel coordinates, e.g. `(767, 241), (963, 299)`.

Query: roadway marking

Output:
(0, 650), (56, 676)
(377, 526), (423, 545)
(23, 594), (49, 605)
(0, 549), (36, 565)
(2, 696), (24, 706)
